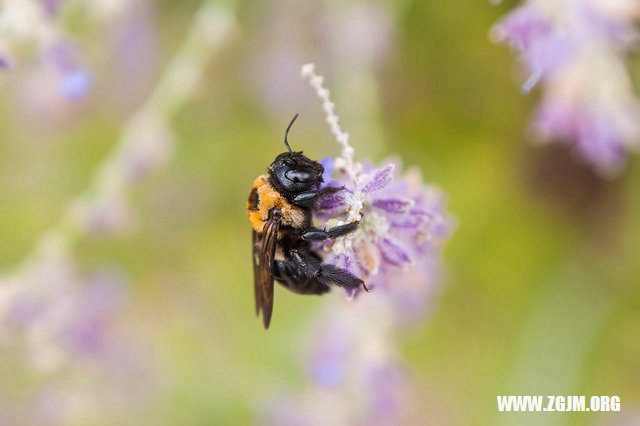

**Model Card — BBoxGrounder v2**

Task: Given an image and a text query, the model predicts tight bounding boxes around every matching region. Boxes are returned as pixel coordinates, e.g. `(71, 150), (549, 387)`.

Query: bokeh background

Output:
(1, 0), (639, 425)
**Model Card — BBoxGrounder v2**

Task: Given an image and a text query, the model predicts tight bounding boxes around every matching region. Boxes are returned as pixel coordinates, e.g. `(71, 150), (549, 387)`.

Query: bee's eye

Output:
(285, 169), (314, 183)
(284, 159), (295, 167)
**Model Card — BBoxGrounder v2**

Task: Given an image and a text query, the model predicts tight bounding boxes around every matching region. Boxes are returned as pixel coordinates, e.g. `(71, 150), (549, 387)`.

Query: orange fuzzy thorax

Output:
(247, 175), (306, 233)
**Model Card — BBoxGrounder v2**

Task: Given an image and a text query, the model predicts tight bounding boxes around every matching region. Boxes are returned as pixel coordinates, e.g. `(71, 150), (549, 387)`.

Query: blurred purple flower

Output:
(60, 67), (92, 99)
(41, 0), (64, 16)
(9, 40), (93, 134)
(361, 364), (411, 425)
(57, 270), (127, 355)
(307, 318), (350, 387)
(4, 259), (128, 370)
(261, 294), (415, 426)
(100, 1), (159, 113)
(248, 1), (394, 119)
(493, 0), (640, 176)
(46, 43), (93, 100)
(71, 192), (136, 236)
(1, 0), (91, 101)
(0, 258), (155, 425)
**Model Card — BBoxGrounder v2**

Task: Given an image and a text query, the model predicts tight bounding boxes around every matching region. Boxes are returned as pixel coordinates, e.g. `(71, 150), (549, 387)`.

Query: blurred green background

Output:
(1, 0), (639, 425)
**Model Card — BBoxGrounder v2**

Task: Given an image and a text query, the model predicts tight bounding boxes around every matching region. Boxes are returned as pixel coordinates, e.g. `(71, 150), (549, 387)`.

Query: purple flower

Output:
(493, 0), (640, 176)
(377, 236), (413, 267)
(372, 197), (414, 214)
(320, 156), (334, 182)
(317, 159), (453, 305)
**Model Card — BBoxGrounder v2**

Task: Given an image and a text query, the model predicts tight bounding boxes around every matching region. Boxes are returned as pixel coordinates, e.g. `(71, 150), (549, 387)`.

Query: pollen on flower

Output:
(355, 238), (381, 275)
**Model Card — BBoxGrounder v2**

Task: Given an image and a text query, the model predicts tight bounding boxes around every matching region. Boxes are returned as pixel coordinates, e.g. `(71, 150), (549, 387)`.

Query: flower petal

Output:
(318, 190), (348, 211)
(389, 215), (424, 229)
(344, 286), (361, 299)
(361, 164), (394, 194)
(319, 156), (334, 183)
(372, 197), (415, 214)
(377, 236), (413, 267)
(328, 252), (366, 298)
(329, 252), (363, 279)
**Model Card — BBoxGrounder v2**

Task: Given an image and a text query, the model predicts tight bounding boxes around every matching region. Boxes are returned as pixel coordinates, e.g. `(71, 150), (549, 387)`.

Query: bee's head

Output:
(269, 151), (324, 193)
(267, 113), (324, 194)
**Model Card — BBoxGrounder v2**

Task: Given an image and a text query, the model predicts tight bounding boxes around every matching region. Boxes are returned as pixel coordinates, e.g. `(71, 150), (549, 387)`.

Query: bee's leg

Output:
(291, 186), (344, 207)
(273, 259), (330, 295)
(290, 250), (365, 291)
(301, 221), (359, 242)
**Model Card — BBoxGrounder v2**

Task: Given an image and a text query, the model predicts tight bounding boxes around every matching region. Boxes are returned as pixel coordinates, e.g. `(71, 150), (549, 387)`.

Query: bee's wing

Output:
(252, 230), (261, 316)
(252, 213), (280, 329)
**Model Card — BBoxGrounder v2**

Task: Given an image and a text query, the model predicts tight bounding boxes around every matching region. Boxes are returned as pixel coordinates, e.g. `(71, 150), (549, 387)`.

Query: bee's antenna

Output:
(284, 113), (299, 153)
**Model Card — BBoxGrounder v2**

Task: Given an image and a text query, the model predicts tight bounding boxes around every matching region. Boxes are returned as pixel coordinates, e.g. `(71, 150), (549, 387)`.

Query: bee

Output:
(247, 114), (368, 329)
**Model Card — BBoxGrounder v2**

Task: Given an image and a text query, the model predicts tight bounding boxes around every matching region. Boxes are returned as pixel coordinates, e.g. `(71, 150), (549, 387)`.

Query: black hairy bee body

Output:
(247, 114), (366, 329)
